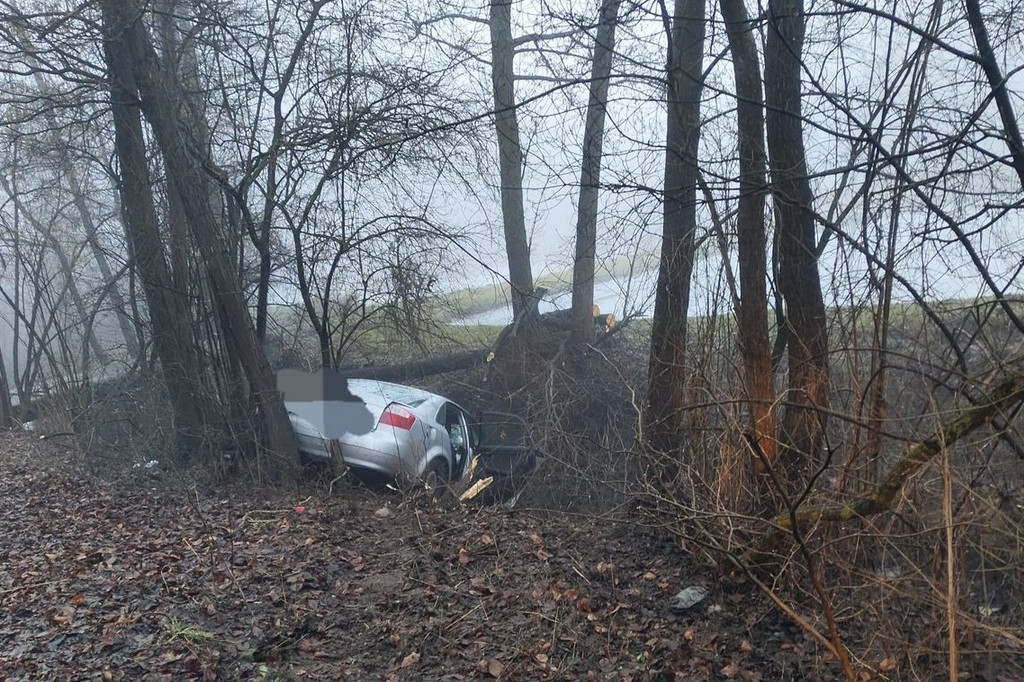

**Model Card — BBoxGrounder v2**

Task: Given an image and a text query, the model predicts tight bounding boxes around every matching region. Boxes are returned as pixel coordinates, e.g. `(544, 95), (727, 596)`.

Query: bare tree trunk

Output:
(70, 186), (141, 363)
(100, 1), (208, 453)
(644, 0), (706, 462)
(964, 0), (1024, 190)
(571, 0), (621, 346)
(106, 1), (298, 476)
(490, 0), (535, 318)
(0, 342), (11, 428)
(721, 0), (777, 468)
(765, 0), (829, 482)
(860, 3), (943, 483)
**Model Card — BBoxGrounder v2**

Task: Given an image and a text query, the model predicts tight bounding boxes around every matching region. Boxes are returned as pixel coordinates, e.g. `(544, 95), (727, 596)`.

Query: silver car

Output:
(285, 378), (473, 483)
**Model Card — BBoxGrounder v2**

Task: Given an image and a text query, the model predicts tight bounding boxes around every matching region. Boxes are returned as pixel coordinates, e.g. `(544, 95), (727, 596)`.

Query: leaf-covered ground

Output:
(0, 433), (850, 681)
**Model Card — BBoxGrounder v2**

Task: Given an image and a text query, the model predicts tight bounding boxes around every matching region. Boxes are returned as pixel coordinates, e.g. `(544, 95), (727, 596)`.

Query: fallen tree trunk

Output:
(339, 350), (488, 383)
(748, 371), (1024, 558)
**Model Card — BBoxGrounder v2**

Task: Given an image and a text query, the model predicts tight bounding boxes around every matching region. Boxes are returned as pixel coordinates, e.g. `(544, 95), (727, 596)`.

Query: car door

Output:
(440, 403), (472, 478)
(472, 411), (538, 476)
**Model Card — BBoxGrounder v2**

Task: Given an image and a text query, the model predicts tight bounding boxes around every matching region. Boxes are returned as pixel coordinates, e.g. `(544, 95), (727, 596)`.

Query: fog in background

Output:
(3, 0), (1024, 398)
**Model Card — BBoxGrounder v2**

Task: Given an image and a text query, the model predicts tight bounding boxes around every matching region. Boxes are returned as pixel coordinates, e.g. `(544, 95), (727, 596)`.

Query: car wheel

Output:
(423, 457), (450, 485)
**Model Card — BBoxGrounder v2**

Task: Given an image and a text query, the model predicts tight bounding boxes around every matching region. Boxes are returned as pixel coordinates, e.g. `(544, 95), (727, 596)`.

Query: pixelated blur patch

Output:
(278, 369), (374, 438)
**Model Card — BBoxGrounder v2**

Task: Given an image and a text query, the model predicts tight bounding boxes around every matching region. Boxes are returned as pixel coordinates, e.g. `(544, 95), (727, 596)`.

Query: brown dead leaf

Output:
(10, 431), (996, 682)
(476, 657), (501, 675)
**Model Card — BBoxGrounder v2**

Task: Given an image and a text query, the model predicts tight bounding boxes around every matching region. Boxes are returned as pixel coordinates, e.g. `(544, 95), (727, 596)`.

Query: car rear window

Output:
(352, 380), (429, 408)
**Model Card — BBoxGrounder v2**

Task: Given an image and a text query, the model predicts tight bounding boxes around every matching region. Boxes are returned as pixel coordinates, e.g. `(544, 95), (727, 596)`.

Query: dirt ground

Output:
(0, 431), (1012, 681)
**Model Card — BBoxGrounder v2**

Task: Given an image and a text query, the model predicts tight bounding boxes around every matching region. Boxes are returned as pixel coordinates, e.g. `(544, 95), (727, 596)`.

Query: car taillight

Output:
(379, 404), (416, 430)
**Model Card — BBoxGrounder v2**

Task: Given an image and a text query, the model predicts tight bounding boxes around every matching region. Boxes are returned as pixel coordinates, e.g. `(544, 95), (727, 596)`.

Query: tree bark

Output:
(765, 0), (829, 482)
(721, 0), (777, 469)
(571, 0), (621, 346)
(963, 0), (1024, 191)
(101, 0), (299, 475)
(644, 0), (705, 461)
(100, 1), (208, 453)
(490, 0), (535, 319)
(0, 342), (11, 428)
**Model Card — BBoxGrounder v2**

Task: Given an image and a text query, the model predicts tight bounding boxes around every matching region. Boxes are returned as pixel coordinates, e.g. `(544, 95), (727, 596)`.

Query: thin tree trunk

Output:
(862, 2), (943, 482)
(721, 0), (777, 468)
(0, 176), (107, 368)
(0, 341), (11, 428)
(71, 186), (141, 363)
(571, 0), (621, 345)
(7, 24), (142, 363)
(765, 0), (829, 483)
(100, 1), (208, 453)
(490, 0), (535, 318)
(644, 0), (706, 462)
(963, 0), (1024, 190)
(160, 0), (285, 459)
(109, 2), (298, 476)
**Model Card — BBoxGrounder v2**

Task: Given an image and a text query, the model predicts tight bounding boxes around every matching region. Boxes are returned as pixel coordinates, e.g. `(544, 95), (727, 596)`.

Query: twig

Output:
(747, 371), (1024, 558)
(725, 553), (849, 664)
(942, 443), (958, 682)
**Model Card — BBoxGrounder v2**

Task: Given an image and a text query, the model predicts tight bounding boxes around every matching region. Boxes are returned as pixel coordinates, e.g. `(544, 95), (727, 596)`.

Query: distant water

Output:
(450, 273), (658, 326)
